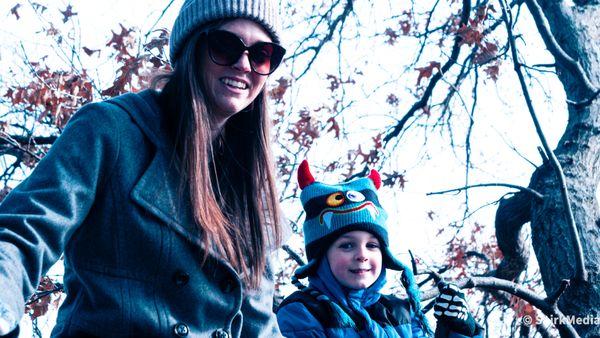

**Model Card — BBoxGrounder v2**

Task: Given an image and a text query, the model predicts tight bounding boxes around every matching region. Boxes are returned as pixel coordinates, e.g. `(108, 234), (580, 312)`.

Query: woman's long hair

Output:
(156, 28), (282, 289)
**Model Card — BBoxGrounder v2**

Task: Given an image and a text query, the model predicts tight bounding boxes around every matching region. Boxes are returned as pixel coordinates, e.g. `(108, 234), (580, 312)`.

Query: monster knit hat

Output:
(170, 0), (282, 64)
(295, 160), (409, 279)
(292, 160), (433, 334)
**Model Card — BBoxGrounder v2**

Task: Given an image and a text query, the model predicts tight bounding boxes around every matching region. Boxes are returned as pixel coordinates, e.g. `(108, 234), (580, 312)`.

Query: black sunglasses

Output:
(204, 30), (286, 75)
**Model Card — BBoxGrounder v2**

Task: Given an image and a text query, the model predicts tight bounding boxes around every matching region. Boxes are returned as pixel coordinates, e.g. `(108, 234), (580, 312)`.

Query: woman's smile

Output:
(220, 77), (249, 90)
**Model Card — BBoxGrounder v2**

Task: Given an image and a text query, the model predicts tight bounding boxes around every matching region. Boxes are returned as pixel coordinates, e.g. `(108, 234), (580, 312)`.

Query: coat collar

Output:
(106, 90), (201, 246)
(108, 89), (170, 150)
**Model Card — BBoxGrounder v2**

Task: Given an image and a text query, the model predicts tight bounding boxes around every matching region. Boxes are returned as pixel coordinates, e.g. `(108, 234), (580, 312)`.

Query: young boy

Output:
(276, 160), (482, 337)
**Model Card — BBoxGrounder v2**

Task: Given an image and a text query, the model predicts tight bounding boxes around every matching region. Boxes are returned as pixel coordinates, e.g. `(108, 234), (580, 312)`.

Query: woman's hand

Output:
(433, 283), (476, 336)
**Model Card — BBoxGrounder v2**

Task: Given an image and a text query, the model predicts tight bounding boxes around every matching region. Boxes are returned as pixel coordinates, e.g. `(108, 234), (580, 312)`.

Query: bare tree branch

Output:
(494, 192), (532, 281)
(421, 275), (581, 338)
(383, 0), (471, 146)
(566, 89), (600, 109)
(288, 0), (354, 79)
(282, 244), (306, 266)
(0, 135), (57, 146)
(499, 0), (587, 282)
(524, 0), (598, 95)
(427, 183), (544, 200)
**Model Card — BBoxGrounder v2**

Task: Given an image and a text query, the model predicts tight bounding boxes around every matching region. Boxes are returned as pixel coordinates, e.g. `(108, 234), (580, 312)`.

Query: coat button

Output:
(173, 323), (189, 336)
(172, 270), (190, 286)
(212, 329), (229, 338)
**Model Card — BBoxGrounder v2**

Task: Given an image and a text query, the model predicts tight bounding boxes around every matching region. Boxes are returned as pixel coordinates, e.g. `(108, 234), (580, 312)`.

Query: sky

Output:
(0, 0), (584, 336)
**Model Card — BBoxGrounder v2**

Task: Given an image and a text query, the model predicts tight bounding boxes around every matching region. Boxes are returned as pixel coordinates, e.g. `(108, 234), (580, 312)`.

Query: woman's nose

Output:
(232, 51), (252, 73)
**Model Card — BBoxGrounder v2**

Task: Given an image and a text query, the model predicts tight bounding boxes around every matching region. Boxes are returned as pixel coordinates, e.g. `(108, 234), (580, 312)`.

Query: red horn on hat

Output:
(298, 160), (316, 189)
(368, 169), (381, 190)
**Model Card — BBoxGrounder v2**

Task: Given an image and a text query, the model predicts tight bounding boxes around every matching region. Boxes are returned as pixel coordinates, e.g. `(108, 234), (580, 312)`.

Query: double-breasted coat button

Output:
(212, 329), (229, 338)
(173, 323), (189, 336)
(172, 270), (190, 287)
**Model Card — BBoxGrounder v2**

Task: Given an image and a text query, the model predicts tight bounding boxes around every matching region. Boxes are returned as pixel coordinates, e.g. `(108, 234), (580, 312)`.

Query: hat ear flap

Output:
(368, 169), (381, 190)
(298, 160), (316, 189)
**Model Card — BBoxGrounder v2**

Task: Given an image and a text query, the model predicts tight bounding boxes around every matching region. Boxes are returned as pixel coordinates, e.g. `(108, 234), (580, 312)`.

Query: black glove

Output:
(434, 282), (476, 336)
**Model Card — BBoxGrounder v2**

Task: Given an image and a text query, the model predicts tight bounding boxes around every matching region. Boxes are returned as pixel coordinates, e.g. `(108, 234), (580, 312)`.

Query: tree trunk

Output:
(528, 1), (600, 337)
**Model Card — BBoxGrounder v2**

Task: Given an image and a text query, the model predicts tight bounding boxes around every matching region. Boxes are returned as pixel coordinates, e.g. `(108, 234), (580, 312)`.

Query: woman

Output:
(0, 0), (286, 337)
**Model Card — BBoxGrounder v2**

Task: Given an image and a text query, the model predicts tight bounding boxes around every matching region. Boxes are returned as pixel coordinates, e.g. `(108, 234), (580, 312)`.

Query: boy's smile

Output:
(326, 230), (383, 289)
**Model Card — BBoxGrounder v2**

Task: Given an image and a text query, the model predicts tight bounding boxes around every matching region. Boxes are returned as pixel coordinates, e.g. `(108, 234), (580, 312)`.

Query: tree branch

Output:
(282, 244), (306, 266)
(494, 192), (532, 281)
(382, 0), (472, 146)
(421, 275), (581, 338)
(499, 0), (587, 282)
(566, 89), (600, 109)
(524, 0), (597, 95)
(427, 183), (544, 200)
(289, 0), (354, 79)
(0, 135), (57, 146)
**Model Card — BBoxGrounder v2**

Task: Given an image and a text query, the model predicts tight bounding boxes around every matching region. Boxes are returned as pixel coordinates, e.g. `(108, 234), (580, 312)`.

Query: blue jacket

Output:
(277, 258), (429, 337)
(277, 259), (483, 338)
(0, 90), (281, 337)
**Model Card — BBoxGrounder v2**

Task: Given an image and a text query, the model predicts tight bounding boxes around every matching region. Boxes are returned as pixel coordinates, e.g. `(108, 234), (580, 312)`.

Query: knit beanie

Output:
(292, 160), (433, 335)
(295, 160), (407, 278)
(170, 0), (282, 64)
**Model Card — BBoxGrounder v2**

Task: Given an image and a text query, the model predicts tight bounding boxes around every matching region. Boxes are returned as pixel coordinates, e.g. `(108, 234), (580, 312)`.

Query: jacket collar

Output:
(309, 257), (386, 309)
(108, 89), (170, 150)
(107, 90), (201, 246)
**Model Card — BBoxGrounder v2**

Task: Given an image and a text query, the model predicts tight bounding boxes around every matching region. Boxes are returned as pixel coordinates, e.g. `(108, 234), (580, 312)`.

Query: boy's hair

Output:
(294, 160), (431, 334)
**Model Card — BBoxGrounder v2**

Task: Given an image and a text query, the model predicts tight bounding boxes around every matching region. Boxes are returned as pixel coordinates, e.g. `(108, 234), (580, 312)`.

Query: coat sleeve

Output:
(276, 302), (327, 338)
(240, 257), (284, 337)
(0, 103), (120, 332)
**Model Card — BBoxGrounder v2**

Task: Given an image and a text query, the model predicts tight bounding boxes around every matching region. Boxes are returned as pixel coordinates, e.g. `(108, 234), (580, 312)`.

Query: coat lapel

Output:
(107, 90), (202, 247)
(130, 150), (201, 246)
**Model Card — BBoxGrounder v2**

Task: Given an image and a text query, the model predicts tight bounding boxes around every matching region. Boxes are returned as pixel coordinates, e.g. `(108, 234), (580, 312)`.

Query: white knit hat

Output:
(169, 0), (281, 64)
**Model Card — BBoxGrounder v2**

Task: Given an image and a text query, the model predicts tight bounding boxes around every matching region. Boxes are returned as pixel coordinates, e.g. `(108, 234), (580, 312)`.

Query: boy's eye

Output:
(326, 192), (345, 207)
(338, 242), (354, 249)
(367, 242), (380, 249)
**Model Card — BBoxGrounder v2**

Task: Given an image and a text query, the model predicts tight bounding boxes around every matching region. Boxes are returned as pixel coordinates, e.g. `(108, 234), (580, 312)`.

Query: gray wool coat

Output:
(0, 90), (282, 337)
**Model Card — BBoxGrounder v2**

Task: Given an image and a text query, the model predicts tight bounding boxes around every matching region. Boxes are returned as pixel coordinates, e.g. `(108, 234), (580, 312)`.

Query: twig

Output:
(282, 245), (306, 266)
(546, 279), (570, 307)
(382, 0), (472, 146)
(144, 0), (176, 39)
(25, 285), (64, 306)
(537, 146), (549, 164)
(0, 133), (43, 161)
(566, 89), (600, 109)
(427, 183), (544, 201)
(499, 0), (587, 282)
(409, 250), (418, 274)
(289, 0), (354, 79)
(0, 135), (57, 146)
(465, 250), (492, 273)
(531, 63), (556, 68)
(420, 275), (580, 338)
(524, 0), (597, 94)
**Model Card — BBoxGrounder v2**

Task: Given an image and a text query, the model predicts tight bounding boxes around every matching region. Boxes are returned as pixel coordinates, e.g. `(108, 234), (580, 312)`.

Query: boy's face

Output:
(326, 230), (383, 290)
